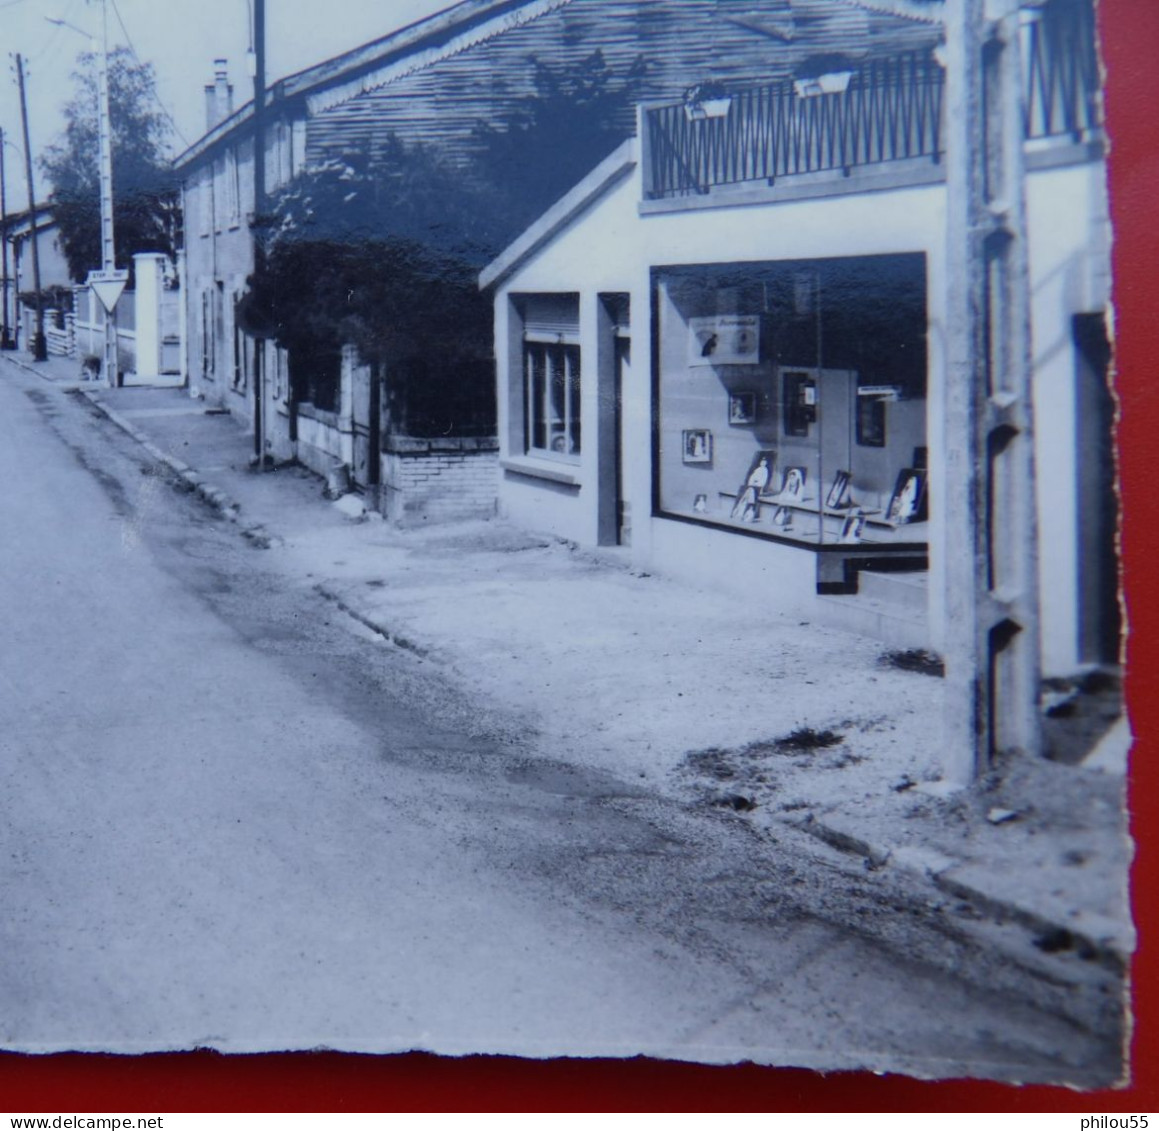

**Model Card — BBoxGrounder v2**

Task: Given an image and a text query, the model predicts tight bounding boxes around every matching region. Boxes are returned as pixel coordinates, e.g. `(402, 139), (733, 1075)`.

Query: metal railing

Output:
(643, 0), (1101, 200)
(644, 51), (945, 199)
(1022, 0), (1101, 143)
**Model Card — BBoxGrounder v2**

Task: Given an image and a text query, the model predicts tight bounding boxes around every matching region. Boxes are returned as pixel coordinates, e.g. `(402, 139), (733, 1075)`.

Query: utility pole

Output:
(251, 0), (268, 466)
(14, 53), (47, 362)
(92, 0), (123, 387)
(943, 0), (1041, 779)
(47, 4), (125, 385)
(0, 127), (13, 350)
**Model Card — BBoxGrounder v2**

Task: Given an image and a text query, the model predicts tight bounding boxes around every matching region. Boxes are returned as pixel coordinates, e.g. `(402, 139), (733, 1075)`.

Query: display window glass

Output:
(654, 254), (928, 548)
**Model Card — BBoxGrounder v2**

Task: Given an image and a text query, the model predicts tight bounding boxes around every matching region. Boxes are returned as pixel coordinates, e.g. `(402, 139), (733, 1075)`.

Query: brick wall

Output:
(380, 437), (499, 526)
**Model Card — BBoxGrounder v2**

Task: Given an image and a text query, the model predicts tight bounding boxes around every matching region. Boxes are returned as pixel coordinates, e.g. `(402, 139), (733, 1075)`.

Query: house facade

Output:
(2, 203), (71, 355)
(481, 0), (1112, 683)
(174, 0), (940, 519)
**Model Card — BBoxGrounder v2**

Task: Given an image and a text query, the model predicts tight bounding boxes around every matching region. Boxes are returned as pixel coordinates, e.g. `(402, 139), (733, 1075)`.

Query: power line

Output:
(107, 0), (190, 149)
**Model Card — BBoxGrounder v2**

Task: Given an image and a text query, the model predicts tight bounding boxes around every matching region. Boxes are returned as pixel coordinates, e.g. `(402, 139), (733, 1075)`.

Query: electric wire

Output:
(108, 0), (190, 150)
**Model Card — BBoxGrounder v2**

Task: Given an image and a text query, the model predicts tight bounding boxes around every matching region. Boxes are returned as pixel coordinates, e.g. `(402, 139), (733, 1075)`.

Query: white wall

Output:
(1026, 159), (1113, 674)
(494, 153), (1112, 672)
(496, 164), (948, 627)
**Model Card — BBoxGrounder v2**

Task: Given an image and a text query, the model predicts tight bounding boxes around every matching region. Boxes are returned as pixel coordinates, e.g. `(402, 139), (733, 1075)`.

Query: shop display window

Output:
(654, 254), (928, 547)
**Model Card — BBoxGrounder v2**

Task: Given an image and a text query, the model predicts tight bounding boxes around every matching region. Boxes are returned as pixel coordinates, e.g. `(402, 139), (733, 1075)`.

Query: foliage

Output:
(241, 140), (500, 431)
(40, 47), (180, 282)
(472, 49), (645, 235)
(241, 50), (645, 431)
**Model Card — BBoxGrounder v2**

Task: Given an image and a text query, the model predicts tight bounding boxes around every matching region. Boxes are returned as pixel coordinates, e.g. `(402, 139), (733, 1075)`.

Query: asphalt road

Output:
(0, 363), (1122, 1083)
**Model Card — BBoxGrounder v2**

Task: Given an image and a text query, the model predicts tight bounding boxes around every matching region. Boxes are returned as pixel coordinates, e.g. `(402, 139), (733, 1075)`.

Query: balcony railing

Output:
(644, 51), (945, 199)
(1022, 0), (1101, 143)
(643, 0), (1101, 201)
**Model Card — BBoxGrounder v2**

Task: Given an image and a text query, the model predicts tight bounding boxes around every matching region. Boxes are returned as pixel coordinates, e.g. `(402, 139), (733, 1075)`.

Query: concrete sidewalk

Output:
(20, 368), (1133, 972)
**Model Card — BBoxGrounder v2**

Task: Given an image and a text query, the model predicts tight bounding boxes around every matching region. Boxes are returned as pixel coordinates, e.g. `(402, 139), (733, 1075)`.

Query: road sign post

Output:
(87, 268), (127, 386)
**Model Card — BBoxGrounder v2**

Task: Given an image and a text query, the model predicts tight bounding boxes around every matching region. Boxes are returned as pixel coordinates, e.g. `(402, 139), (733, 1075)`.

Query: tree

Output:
(40, 47), (179, 282)
(472, 49), (645, 234)
(240, 51), (644, 431)
(242, 140), (501, 431)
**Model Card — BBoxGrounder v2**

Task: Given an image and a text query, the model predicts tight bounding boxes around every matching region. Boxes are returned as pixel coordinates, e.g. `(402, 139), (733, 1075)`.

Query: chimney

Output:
(204, 59), (234, 130)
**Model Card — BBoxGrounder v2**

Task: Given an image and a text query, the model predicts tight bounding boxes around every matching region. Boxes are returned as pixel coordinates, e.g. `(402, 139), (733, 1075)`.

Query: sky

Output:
(0, 0), (456, 211)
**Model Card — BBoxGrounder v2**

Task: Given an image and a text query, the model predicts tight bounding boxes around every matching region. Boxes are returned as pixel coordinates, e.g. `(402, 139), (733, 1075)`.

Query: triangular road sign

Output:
(88, 269), (129, 314)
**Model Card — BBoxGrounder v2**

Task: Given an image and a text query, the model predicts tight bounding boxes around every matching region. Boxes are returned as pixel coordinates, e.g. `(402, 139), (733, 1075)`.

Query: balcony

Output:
(641, 0), (1101, 203)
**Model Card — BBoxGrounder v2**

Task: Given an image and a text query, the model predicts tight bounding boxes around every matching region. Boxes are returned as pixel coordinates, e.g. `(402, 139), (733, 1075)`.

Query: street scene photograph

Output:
(0, 0), (1134, 1090)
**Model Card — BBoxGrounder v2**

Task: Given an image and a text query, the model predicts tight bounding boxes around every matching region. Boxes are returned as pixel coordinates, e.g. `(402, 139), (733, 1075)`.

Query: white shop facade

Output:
(481, 123), (1112, 678)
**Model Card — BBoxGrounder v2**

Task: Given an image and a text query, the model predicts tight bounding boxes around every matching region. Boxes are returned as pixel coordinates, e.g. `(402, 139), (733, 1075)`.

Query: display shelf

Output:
(716, 489), (928, 544)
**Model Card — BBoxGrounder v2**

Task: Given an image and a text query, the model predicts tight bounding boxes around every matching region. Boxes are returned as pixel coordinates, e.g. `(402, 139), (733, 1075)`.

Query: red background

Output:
(2, 0), (1156, 1112)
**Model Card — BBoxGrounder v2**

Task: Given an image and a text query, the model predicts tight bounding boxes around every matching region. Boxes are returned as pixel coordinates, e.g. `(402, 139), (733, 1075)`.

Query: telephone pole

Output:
(0, 127), (13, 350)
(251, 0), (268, 465)
(14, 53), (47, 362)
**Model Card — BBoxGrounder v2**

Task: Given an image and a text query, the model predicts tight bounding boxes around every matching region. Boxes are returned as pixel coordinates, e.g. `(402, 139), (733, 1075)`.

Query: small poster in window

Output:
(886, 468), (927, 524)
(682, 429), (713, 464)
(688, 315), (760, 365)
(728, 392), (757, 424)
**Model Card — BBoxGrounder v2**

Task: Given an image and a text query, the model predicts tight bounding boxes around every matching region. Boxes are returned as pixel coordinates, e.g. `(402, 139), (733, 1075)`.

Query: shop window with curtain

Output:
(517, 294), (581, 461)
(653, 255), (928, 548)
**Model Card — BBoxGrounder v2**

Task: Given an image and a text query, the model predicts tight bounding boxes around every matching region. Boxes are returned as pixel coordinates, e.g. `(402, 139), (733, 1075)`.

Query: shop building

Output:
(481, 0), (1113, 679)
(174, 0), (939, 520)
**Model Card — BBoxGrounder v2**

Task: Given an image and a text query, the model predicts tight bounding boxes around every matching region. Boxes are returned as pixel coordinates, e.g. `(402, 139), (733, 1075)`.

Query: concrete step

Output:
(816, 567), (930, 648)
(858, 567), (929, 605)
(815, 592), (930, 648)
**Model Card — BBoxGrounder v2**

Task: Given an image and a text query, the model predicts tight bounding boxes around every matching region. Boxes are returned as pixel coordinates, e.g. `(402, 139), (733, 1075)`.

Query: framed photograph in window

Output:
(730, 449), (776, 521)
(781, 466), (807, 500)
(682, 428), (713, 464)
(825, 469), (852, 510)
(728, 392), (757, 424)
(886, 468), (927, 525)
(839, 513), (867, 543)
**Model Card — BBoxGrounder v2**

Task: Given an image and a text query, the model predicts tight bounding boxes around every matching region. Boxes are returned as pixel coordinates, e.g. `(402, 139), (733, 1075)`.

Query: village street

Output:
(0, 361), (1121, 1083)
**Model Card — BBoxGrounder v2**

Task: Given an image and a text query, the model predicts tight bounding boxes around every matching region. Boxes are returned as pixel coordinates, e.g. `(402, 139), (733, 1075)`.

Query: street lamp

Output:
(47, 1), (124, 387)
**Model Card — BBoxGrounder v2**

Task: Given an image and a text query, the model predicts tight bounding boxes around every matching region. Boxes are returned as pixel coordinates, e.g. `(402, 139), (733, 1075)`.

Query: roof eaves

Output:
(304, 0), (574, 116)
(836, 0), (945, 24)
(480, 138), (637, 292)
(174, 0), (533, 171)
(281, 0), (530, 101)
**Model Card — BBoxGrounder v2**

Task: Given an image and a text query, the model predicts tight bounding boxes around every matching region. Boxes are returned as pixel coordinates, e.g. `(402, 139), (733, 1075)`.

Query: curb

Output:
(314, 583), (429, 658)
(796, 815), (1128, 971)
(39, 356), (1131, 983)
(78, 389), (276, 549)
(2, 352), (84, 387)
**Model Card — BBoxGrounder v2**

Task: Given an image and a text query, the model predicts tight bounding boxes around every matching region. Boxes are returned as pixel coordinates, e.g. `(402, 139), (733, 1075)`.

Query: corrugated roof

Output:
(174, 0), (943, 172)
(304, 0), (943, 168)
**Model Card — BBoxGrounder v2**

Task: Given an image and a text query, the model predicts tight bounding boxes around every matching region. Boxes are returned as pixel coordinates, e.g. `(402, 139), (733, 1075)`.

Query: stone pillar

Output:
(132, 252), (168, 381)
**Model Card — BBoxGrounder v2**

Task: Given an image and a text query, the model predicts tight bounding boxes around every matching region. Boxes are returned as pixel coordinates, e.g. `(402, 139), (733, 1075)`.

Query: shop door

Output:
(614, 335), (630, 545)
(1073, 313), (1119, 665)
